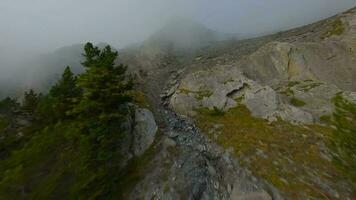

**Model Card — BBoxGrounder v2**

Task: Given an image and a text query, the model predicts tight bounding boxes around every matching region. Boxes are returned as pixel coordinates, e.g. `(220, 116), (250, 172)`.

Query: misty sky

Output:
(1, 0), (356, 53)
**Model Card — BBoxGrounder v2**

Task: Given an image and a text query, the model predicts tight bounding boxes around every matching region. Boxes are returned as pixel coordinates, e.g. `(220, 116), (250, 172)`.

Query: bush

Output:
(290, 97), (306, 107)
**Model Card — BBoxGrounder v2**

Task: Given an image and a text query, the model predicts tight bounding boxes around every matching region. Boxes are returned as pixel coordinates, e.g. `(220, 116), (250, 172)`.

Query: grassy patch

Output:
(322, 19), (345, 39)
(223, 78), (235, 85)
(290, 97), (306, 107)
(0, 116), (9, 132)
(287, 81), (300, 87)
(179, 88), (193, 95)
(279, 80), (323, 96)
(197, 107), (225, 117)
(279, 88), (294, 96)
(299, 81), (323, 92)
(178, 88), (213, 100)
(278, 81), (299, 96)
(320, 115), (331, 123)
(234, 95), (245, 104)
(195, 105), (352, 199)
(129, 90), (151, 108)
(195, 90), (213, 100)
(330, 94), (356, 181)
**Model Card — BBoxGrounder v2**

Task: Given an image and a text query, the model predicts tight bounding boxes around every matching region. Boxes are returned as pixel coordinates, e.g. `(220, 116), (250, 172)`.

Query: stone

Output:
(243, 86), (279, 119)
(166, 131), (179, 138)
(277, 104), (314, 124)
(133, 108), (158, 156)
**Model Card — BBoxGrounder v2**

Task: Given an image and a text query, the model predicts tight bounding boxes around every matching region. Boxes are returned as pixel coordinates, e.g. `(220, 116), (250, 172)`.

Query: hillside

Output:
(0, 6), (355, 200)
(122, 7), (356, 199)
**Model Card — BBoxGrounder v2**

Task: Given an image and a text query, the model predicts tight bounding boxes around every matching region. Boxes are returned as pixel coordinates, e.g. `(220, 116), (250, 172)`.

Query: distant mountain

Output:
(119, 18), (230, 77)
(148, 18), (221, 51)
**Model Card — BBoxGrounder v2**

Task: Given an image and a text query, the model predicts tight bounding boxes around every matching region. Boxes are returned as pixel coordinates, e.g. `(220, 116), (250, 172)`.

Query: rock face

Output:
(243, 85), (279, 120)
(133, 108), (158, 156)
(237, 10), (356, 91)
(128, 109), (283, 200)
(121, 7), (356, 200)
(239, 40), (356, 91)
(119, 107), (158, 169)
(168, 8), (356, 124)
(170, 66), (249, 116)
(169, 66), (318, 124)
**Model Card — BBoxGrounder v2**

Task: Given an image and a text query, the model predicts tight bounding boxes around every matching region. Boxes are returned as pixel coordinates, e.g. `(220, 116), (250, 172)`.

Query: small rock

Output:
(197, 144), (206, 152)
(163, 137), (177, 148)
(16, 132), (24, 138)
(166, 131), (179, 138)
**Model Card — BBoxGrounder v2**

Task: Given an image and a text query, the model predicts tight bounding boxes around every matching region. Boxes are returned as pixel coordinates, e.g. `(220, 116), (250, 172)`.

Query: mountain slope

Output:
(0, 6), (355, 200)
(122, 7), (356, 200)
(165, 7), (356, 199)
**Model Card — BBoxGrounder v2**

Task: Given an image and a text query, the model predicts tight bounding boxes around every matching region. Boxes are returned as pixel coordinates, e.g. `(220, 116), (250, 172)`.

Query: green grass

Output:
(299, 80), (323, 92)
(198, 106), (225, 117)
(287, 81), (300, 87)
(223, 78), (235, 85)
(278, 81), (299, 96)
(322, 19), (345, 39)
(0, 116), (9, 132)
(129, 90), (151, 108)
(320, 115), (331, 123)
(179, 88), (193, 95)
(290, 97), (306, 107)
(279, 80), (323, 96)
(195, 105), (352, 199)
(330, 93), (356, 182)
(195, 90), (213, 100)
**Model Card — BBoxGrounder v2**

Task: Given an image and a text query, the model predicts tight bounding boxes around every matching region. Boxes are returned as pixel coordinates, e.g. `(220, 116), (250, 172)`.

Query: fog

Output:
(1, 0), (356, 97)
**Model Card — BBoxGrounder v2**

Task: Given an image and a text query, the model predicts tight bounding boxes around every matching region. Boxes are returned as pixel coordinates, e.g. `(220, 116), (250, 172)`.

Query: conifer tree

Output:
(36, 66), (81, 122)
(50, 66), (81, 108)
(22, 89), (40, 114)
(74, 42), (133, 121)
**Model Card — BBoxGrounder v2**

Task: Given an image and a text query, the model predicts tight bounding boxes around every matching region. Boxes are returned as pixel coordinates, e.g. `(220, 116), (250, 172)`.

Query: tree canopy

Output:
(0, 42), (136, 199)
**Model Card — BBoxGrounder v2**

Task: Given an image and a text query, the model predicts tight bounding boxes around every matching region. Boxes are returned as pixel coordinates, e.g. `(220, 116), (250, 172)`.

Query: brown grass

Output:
(195, 105), (351, 199)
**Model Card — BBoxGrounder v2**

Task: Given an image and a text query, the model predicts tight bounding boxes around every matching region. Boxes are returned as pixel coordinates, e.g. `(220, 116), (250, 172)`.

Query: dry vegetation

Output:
(196, 105), (355, 199)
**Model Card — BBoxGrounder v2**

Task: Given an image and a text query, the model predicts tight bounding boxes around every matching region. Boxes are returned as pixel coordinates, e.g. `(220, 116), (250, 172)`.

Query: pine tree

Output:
(36, 66), (81, 122)
(22, 89), (40, 114)
(72, 42), (134, 173)
(50, 66), (81, 103)
(74, 42), (133, 121)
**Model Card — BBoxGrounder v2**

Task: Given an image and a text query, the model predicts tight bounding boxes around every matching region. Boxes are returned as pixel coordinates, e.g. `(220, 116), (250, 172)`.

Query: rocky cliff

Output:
(170, 7), (356, 122)
(120, 7), (356, 200)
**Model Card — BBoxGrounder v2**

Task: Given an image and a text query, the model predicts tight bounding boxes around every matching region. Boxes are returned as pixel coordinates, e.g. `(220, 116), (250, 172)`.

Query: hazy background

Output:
(1, 0), (356, 97)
